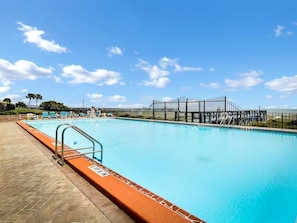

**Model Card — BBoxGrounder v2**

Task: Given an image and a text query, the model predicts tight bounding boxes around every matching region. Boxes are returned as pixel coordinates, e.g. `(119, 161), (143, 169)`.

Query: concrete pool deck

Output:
(0, 122), (134, 223)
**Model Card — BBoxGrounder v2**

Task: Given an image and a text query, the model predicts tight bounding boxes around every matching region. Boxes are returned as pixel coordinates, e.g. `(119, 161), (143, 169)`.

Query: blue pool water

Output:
(26, 118), (297, 223)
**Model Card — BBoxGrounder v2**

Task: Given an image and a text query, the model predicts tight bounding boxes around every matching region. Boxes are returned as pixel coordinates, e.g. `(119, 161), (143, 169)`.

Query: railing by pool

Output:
(53, 123), (103, 166)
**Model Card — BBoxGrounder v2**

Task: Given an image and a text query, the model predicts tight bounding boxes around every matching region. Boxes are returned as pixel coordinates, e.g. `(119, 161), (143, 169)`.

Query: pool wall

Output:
(17, 121), (205, 223)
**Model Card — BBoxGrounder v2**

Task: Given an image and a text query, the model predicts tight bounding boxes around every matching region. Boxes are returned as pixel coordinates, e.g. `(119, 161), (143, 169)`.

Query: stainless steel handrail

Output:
(220, 113), (233, 128)
(53, 123), (72, 160)
(53, 123), (103, 166)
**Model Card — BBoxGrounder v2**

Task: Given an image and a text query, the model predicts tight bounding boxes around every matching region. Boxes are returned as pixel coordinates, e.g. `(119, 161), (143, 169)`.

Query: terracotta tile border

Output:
(17, 121), (205, 223)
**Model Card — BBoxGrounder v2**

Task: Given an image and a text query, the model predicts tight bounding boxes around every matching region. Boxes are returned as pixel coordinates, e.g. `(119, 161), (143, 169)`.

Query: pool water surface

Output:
(27, 118), (297, 223)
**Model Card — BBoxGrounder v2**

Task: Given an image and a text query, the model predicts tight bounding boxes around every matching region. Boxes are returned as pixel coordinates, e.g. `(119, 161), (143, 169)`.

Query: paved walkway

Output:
(0, 122), (134, 223)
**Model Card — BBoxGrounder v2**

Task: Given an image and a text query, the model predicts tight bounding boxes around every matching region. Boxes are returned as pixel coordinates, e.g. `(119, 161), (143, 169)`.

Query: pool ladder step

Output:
(53, 123), (103, 166)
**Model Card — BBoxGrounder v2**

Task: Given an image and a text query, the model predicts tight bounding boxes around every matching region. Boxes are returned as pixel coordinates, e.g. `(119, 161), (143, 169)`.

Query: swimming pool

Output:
(26, 118), (297, 223)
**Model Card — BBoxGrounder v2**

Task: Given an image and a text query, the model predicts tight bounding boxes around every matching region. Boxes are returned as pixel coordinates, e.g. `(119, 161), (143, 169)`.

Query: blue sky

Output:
(0, 0), (297, 109)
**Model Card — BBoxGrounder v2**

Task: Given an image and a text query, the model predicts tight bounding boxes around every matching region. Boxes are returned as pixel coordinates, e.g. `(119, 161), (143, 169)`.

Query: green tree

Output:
(15, 101), (27, 108)
(40, 100), (69, 110)
(34, 94), (43, 108)
(3, 98), (11, 104)
(26, 93), (35, 107)
(1, 98), (15, 110)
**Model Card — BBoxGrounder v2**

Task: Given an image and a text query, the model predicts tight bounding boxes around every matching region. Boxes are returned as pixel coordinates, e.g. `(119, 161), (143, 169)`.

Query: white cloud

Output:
(265, 75), (297, 93)
(61, 64), (123, 85)
(21, 89), (28, 92)
(144, 77), (170, 88)
(117, 103), (145, 108)
(200, 82), (221, 89)
(108, 95), (126, 102)
(266, 95), (273, 99)
(159, 57), (179, 69)
(0, 86), (10, 94)
(136, 59), (170, 88)
(54, 76), (63, 83)
(86, 93), (104, 102)
(136, 57), (201, 88)
(225, 70), (264, 89)
(174, 64), (202, 72)
(17, 22), (67, 53)
(136, 59), (169, 79)
(0, 59), (53, 82)
(0, 94), (22, 103)
(274, 24), (295, 37)
(274, 25), (284, 37)
(209, 67), (215, 72)
(0, 79), (12, 93)
(159, 57), (202, 72)
(107, 46), (123, 57)
(162, 97), (173, 102)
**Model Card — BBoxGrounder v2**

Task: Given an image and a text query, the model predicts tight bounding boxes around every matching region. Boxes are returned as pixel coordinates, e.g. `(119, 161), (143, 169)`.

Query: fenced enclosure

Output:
(114, 96), (297, 130)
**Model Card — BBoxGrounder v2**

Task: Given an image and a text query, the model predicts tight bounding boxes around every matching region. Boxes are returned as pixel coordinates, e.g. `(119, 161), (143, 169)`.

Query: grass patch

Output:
(0, 108), (44, 115)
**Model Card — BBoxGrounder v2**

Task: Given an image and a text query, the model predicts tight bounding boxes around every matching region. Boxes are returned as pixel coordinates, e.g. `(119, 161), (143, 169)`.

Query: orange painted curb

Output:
(17, 121), (205, 223)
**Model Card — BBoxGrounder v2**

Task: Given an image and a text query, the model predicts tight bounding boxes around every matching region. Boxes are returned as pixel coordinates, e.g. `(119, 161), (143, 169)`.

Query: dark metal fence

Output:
(247, 113), (297, 129)
(115, 96), (297, 130)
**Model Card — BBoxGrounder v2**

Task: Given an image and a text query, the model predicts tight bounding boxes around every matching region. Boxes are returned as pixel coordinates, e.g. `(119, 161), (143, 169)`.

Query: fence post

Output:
(164, 101), (167, 120)
(203, 100), (206, 123)
(199, 101), (201, 123)
(185, 98), (188, 122)
(282, 113), (284, 128)
(177, 99), (180, 121)
(152, 100), (155, 119)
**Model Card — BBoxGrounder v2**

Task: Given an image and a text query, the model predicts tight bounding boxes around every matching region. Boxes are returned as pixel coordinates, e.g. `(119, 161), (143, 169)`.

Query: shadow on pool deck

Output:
(0, 122), (134, 223)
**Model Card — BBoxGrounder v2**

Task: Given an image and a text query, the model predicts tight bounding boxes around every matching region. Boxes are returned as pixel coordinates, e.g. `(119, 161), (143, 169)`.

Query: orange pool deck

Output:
(16, 120), (205, 223)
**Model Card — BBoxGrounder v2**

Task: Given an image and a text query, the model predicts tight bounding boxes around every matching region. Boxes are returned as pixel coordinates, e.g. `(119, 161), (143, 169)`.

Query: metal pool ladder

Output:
(52, 123), (103, 166)
(220, 112), (233, 128)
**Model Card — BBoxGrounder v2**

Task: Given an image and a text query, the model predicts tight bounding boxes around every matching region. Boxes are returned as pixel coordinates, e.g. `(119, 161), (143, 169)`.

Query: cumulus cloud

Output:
(162, 97), (173, 102)
(107, 46), (123, 57)
(61, 64), (123, 85)
(225, 70), (264, 89)
(108, 95), (126, 102)
(0, 84), (10, 93)
(54, 76), (63, 83)
(136, 57), (201, 88)
(86, 93), (104, 102)
(265, 75), (297, 93)
(274, 24), (295, 37)
(0, 58), (53, 83)
(136, 59), (170, 88)
(144, 77), (171, 88)
(0, 94), (22, 103)
(274, 25), (284, 37)
(200, 82), (221, 89)
(0, 79), (13, 93)
(17, 22), (67, 53)
(159, 57), (202, 72)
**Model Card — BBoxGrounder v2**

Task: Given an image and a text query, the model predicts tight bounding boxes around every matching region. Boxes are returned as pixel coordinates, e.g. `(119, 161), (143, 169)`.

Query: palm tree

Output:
(26, 93), (35, 107)
(34, 94), (43, 108)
